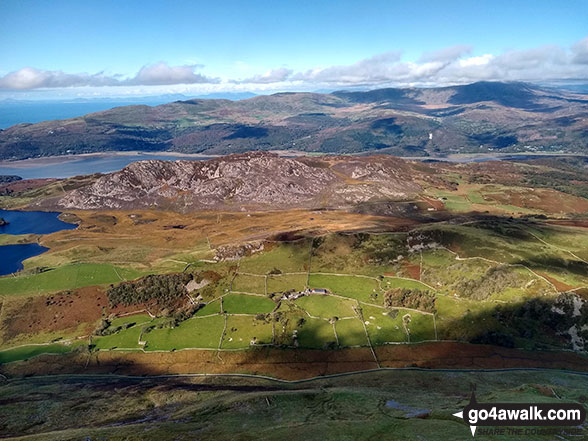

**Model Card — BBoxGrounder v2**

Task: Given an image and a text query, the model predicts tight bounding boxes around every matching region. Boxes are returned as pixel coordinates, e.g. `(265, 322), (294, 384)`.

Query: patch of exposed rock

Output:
(47, 151), (422, 212)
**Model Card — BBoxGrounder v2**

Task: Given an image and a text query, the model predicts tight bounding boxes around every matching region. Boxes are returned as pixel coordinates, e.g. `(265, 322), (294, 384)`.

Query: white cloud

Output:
(292, 51), (403, 84)
(237, 67), (293, 84)
(0, 67), (119, 89)
(459, 54), (494, 67)
(129, 62), (218, 85)
(0, 62), (218, 90)
(2, 35), (588, 93)
(572, 36), (588, 64)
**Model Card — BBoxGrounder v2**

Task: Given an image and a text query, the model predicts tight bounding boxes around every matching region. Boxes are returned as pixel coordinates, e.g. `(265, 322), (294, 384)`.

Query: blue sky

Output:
(0, 0), (587, 98)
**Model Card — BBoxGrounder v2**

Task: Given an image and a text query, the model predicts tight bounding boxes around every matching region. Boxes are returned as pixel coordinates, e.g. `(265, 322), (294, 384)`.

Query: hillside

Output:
(35, 152), (427, 211)
(1, 82), (587, 160)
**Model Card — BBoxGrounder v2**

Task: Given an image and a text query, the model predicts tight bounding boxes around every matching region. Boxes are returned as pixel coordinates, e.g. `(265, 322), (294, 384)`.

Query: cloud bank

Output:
(0, 62), (219, 90)
(1, 36), (587, 92)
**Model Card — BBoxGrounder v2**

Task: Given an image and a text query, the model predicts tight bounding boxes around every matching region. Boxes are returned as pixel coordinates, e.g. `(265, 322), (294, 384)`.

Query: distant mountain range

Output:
(1, 82), (587, 160)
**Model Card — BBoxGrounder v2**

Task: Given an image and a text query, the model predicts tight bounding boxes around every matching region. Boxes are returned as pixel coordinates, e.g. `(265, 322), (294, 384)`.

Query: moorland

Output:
(1, 97), (588, 439)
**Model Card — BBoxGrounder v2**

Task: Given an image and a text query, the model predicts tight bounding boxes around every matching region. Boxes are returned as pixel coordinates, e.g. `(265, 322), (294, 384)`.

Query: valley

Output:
(0, 153), (586, 381)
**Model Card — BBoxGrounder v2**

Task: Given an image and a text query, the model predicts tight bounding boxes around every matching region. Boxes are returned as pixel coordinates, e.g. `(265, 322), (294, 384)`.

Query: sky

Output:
(0, 0), (587, 99)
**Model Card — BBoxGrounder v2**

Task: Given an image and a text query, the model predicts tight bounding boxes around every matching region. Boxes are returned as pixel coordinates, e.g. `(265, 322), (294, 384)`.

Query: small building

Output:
(309, 288), (328, 294)
(283, 291), (306, 301)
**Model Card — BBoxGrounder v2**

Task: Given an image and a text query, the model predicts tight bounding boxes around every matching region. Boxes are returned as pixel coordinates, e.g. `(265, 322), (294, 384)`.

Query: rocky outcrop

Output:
(47, 152), (422, 211)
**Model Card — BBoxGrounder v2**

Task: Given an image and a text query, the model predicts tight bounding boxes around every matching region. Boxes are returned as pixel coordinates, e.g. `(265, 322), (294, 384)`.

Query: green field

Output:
(382, 277), (432, 291)
(194, 300), (221, 316)
(308, 274), (380, 303)
(221, 315), (273, 349)
(0, 263), (144, 296)
(0, 342), (84, 364)
(93, 326), (144, 350)
(0, 219), (586, 359)
(360, 304), (408, 344)
(231, 273), (266, 294)
(335, 318), (368, 347)
(297, 317), (336, 348)
(266, 273), (307, 293)
(295, 295), (357, 318)
(109, 314), (152, 327)
(222, 293), (276, 314)
(238, 240), (311, 274)
(144, 315), (225, 350)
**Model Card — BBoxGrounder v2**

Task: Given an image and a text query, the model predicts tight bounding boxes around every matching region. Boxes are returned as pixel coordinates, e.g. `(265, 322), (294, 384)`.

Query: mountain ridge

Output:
(1, 81), (587, 160)
(37, 151), (426, 212)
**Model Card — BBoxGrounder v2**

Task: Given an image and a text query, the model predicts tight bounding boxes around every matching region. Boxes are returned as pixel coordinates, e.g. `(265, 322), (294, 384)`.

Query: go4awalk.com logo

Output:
(452, 389), (586, 437)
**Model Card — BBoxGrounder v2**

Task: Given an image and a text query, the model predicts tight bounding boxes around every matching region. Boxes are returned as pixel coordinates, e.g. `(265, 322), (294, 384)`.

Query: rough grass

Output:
(1, 370), (586, 440)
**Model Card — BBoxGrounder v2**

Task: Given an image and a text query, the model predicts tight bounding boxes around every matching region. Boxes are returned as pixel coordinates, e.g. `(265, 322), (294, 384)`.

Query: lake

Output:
(0, 153), (216, 179)
(0, 243), (49, 275)
(0, 209), (77, 235)
(0, 210), (77, 276)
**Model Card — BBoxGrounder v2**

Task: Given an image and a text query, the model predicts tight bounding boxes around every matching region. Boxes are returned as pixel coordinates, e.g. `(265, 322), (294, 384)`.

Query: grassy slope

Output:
(1, 370), (586, 440)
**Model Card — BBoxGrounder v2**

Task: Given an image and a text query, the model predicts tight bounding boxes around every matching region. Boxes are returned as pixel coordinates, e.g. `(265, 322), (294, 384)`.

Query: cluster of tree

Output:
(21, 266), (51, 276)
(455, 265), (521, 300)
(384, 288), (436, 313)
(107, 273), (193, 308)
(94, 318), (136, 336)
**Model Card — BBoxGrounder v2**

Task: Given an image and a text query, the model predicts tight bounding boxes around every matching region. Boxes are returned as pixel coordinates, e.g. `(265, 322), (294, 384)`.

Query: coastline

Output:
(1, 149), (587, 170)
(0, 150), (221, 168)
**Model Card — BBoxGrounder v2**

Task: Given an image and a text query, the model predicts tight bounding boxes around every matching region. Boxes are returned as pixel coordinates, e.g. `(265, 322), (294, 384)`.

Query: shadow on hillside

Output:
(436, 292), (587, 351)
(419, 214), (588, 279)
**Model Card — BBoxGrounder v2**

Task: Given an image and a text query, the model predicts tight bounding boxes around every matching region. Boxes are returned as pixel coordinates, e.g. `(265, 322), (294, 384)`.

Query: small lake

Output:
(0, 209), (77, 276)
(0, 209), (77, 235)
(0, 153), (216, 179)
(0, 243), (49, 275)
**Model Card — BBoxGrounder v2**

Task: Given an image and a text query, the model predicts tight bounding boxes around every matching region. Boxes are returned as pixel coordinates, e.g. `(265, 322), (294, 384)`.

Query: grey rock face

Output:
(53, 152), (421, 211)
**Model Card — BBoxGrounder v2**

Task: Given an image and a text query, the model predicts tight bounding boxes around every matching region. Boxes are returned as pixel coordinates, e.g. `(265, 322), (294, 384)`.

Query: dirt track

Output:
(2, 342), (586, 381)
